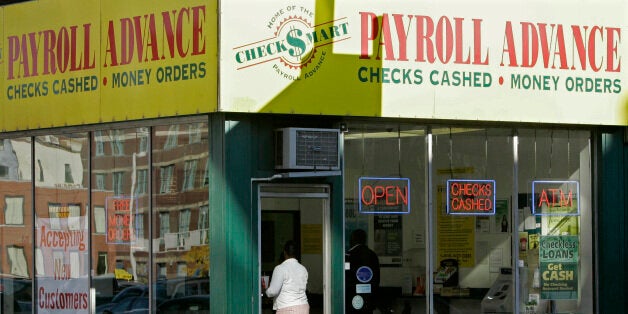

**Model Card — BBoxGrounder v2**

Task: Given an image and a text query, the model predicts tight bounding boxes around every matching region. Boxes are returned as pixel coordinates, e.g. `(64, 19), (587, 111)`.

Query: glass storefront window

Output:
(91, 128), (150, 313)
(0, 119), (211, 313)
(343, 125), (594, 313)
(517, 129), (592, 313)
(151, 122), (209, 310)
(344, 123), (428, 313)
(432, 127), (514, 314)
(0, 138), (33, 314)
(35, 133), (90, 313)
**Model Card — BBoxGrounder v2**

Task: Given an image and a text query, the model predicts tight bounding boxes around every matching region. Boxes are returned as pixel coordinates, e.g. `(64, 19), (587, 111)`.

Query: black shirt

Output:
(345, 244), (380, 313)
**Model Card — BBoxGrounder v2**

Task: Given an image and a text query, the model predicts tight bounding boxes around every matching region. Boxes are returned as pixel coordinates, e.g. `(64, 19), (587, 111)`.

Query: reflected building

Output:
(0, 123), (209, 311)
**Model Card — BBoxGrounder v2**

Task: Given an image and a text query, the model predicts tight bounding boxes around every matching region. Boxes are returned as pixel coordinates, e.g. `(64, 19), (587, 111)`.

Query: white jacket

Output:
(265, 258), (309, 310)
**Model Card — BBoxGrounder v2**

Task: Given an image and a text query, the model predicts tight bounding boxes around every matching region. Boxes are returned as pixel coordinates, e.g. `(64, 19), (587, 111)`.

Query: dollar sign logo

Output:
(286, 25), (306, 60)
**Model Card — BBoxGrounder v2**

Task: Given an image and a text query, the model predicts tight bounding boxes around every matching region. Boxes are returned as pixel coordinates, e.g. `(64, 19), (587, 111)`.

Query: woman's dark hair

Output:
(283, 240), (298, 259)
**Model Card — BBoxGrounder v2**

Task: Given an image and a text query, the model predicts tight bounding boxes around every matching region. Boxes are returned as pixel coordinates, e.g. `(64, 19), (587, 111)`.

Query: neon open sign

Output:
(359, 177), (410, 214)
(447, 179), (496, 215)
(532, 180), (579, 216)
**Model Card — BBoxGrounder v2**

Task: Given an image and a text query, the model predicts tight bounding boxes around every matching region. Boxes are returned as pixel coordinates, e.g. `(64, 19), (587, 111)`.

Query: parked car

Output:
(158, 294), (210, 313)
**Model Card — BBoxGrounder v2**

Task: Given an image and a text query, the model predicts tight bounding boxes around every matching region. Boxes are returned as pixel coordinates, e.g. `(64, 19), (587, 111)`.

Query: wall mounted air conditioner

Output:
(275, 127), (340, 170)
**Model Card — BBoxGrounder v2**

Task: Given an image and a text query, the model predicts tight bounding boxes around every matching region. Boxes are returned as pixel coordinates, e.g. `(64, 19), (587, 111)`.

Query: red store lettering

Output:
(538, 188), (573, 208)
(361, 185), (408, 206)
(501, 21), (621, 72)
(103, 5), (206, 67)
(39, 226), (86, 251)
(449, 182), (493, 197)
(359, 12), (489, 65)
(450, 197), (493, 211)
(7, 24), (96, 80)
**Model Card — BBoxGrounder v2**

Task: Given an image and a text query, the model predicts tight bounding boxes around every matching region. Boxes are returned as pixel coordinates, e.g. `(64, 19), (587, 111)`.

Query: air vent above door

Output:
(275, 127), (340, 170)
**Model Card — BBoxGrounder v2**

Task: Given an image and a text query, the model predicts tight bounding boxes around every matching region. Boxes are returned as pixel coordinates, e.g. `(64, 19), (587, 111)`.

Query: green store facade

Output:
(0, 0), (626, 313)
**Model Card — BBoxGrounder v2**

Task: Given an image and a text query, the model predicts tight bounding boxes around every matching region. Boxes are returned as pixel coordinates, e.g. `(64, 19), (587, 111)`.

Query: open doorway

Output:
(258, 184), (331, 314)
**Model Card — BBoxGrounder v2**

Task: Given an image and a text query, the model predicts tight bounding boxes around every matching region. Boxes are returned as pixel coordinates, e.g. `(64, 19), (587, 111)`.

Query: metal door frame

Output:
(257, 183), (331, 313)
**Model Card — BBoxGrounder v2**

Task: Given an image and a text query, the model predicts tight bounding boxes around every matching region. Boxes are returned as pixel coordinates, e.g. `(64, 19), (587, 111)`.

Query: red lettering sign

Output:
(106, 197), (137, 243)
(359, 177), (411, 214)
(447, 179), (496, 215)
(103, 5), (206, 67)
(532, 181), (579, 215)
(359, 12), (488, 65)
(7, 24), (96, 80)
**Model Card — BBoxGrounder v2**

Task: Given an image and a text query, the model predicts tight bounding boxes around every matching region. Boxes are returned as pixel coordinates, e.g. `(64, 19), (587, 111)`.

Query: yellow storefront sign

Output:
(0, 0), (217, 132)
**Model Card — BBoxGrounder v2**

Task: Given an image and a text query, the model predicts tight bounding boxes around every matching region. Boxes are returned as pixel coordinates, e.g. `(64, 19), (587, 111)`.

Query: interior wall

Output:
(261, 197), (325, 295)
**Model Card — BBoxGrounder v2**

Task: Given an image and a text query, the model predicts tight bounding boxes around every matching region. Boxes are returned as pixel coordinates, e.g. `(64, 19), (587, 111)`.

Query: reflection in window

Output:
(70, 252), (80, 278)
(158, 263), (167, 280)
(68, 204), (80, 230)
(36, 248), (44, 276)
(97, 252), (108, 275)
(203, 159), (209, 187)
(136, 213), (145, 239)
(179, 209), (191, 240)
(189, 123), (201, 144)
(64, 164), (74, 183)
(160, 212), (170, 238)
(177, 262), (187, 277)
(113, 171), (124, 196)
(94, 206), (106, 233)
(48, 203), (62, 230)
(164, 125), (179, 150)
(159, 165), (174, 194)
(5, 196), (24, 225)
(182, 159), (198, 191)
(111, 130), (124, 156)
(95, 130), (105, 156)
(96, 173), (106, 190)
(199, 205), (209, 245)
(137, 262), (147, 277)
(139, 128), (149, 153)
(136, 169), (148, 195)
(152, 121), (209, 293)
(38, 159), (44, 181)
(7, 246), (28, 277)
(92, 127), (147, 305)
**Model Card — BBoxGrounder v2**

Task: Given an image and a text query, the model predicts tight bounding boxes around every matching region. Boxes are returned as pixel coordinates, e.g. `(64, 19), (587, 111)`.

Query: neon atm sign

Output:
(447, 179), (496, 215)
(532, 180), (579, 216)
(359, 177), (410, 214)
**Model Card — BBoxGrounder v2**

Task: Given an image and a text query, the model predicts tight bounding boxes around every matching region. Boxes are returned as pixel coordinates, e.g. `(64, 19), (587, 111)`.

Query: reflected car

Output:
(96, 284), (167, 314)
(102, 295), (149, 314)
(170, 277), (209, 299)
(0, 276), (32, 314)
(157, 294), (210, 313)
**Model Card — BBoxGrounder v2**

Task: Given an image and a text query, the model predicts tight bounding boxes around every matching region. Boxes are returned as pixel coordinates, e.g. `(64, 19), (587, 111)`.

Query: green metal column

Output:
(598, 129), (627, 313)
(210, 116), (259, 313)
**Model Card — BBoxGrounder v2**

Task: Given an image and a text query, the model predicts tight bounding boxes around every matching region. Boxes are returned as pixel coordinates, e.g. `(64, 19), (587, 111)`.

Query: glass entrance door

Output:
(258, 184), (331, 314)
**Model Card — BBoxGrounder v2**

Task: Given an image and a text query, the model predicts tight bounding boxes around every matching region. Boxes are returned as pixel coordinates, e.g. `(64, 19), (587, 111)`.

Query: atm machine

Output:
(481, 268), (513, 313)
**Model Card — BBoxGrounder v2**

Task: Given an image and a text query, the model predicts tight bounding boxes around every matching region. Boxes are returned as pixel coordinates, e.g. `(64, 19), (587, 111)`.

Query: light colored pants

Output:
(276, 304), (310, 314)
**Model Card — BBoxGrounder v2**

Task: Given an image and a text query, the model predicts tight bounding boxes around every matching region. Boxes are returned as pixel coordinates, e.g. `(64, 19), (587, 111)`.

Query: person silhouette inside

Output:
(345, 229), (380, 313)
